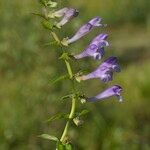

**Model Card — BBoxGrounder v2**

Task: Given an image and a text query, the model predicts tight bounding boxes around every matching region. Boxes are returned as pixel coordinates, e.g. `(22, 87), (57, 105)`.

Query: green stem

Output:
(60, 97), (76, 142)
(60, 59), (76, 143)
(50, 31), (77, 144)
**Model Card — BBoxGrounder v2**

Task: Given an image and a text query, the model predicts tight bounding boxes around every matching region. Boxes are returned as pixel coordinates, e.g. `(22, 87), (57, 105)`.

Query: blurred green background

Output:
(0, 0), (150, 149)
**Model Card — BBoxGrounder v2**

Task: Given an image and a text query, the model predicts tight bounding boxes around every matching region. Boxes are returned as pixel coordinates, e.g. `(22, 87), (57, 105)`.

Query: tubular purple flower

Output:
(48, 7), (69, 18)
(87, 85), (123, 102)
(77, 57), (121, 83)
(74, 33), (109, 60)
(67, 17), (103, 44)
(57, 8), (79, 28)
(48, 8), (79, 27)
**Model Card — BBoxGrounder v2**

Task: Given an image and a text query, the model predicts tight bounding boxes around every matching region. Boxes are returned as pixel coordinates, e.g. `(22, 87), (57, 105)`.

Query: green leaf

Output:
(77, 109), (89, 117)
(46, 113), (69, 122)
(51, 74), (68, 85)
(44, 41), (59, 46)
(31, 12), (45, 19)
(42, 20), (53, 30)
(38, 134), (58, 141)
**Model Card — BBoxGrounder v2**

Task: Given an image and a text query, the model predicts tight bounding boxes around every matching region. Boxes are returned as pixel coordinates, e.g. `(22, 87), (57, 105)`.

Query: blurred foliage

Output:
(0, 0), (150, 149)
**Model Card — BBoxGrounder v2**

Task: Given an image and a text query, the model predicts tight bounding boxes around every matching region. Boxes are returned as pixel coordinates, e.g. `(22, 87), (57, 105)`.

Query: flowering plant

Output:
(34, 0), (123, 149)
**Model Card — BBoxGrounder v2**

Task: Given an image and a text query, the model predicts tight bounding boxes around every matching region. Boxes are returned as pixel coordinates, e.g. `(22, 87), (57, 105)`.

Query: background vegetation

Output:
(0, 0), (150, 149)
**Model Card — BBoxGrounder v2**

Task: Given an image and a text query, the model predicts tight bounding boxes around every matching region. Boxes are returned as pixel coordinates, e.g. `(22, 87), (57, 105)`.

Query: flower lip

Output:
(91, 33), (108, 42)
(104, 56), (118, 64)
(113, 85), (123, 95)
(99, 33), (108, 40)
(74, 33), (108, 60)
(89, 17), (102, 26)
(102, 57), (121, 72)
(67, 8), (79, 17)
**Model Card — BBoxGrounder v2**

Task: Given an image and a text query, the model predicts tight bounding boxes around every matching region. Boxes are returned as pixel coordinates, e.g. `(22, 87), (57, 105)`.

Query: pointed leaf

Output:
(51, 74), (68, 85)
(31, 12), (47, 20)
(44, 41), (59, 46)
(77, 109), (89, 117)
(38, 134), (58, 141)
(46, 113), (69, 122)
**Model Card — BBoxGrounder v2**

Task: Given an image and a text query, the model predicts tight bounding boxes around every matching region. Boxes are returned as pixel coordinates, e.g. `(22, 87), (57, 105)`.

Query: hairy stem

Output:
(60, 97), (76, 142)
(50, 31), (76, 144)
(60, 59), (76, 143)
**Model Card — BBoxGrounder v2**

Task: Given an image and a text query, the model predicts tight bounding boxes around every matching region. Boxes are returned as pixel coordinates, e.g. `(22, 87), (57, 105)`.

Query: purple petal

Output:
(94, 49), (105, 60)
(87, 85), (123, 102)
(101, 71), (113, 83)
(68, 17), (103, 44)
(99, 57), (120, 72)
(98, 33), (108, 40)
(52, 7), (69, 18)
(57, 8), (79, 27)
(88, 17), (102, 26)
(74, 33), (108, 60)
(104, 56), (118, 64)
(91, 33), (108, 43)
(78, 57), (120, 82)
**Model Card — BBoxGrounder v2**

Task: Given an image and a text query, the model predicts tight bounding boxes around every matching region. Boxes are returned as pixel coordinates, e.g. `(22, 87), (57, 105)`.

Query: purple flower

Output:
(87, 85), (123, 102)
(77, 57), (120, 83)
(74, 33), (109, 60)
(48, 8), (79, 27)
(48, 7), (69, 18)
(57, 8), (79, 27)
(67, 17), (103, 44)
